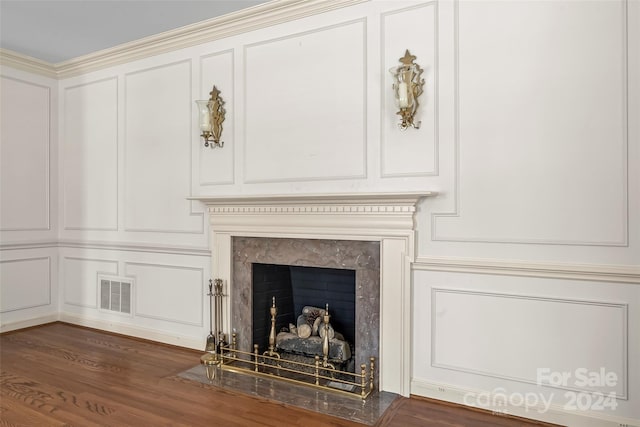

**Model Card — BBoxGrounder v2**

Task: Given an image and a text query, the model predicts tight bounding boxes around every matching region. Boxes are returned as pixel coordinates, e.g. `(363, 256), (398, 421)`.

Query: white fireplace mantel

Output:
(190, 192), (435, 397)
(189, 192), (433, 206)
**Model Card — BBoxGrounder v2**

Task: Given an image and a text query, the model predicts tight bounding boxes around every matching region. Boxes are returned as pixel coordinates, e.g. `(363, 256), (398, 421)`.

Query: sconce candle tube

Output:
(390, 50), (424, 130)
(195, 85), (225, 148)
(397, 82), (409, 108)
(196, 100), (212, 132)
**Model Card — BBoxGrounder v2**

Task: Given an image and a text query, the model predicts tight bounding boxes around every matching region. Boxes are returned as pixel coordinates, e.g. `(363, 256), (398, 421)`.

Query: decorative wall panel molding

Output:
(59, 240), (210, 257)
(431, 288), (628, 399)
(380, 2), (438, 178)
(0, 241), (59, 251)
(62, 257), (118, 309)
(243, 20), (367, 184)
(431, 0), (629, 246)
(63, 77), (118, 231)
(0, 76), (50, 231)
(0, 257), (51, 313)
(124, 60), (203, 234)
(198, 49), (235, 186)
(124, 262), (203, 326)
(414, 256), (640, 284)
(1, 240), (210, 256)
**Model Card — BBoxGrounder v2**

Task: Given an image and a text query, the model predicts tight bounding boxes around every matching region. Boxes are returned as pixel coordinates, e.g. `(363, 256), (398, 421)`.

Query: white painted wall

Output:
(408, 1), (639, 425)
(1, 0), (638, 425)
(0, 66), (59, 328)
(56, 53), (211, 348)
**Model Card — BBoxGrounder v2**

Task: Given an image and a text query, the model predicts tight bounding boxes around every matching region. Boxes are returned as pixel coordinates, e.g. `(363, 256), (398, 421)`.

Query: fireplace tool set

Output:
(201, 279), (225, 369)
(201, 280), (375, 399)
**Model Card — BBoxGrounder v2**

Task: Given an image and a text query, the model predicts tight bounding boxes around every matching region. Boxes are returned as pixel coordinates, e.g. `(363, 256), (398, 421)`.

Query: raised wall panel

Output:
(0, 77), (50, 231)
(124, 60), (202, 233)
(0, 257), (50, 312)
(243, 20), (366, 183)
(381, 3), (437, 177)
(433, 0), (627, 245)
(431, 288), (627, 398)
(62, 257), (118, 308)
(63, 78), (118, 230)
(199, 50), (234, 186)
(125, 262), (202, 326)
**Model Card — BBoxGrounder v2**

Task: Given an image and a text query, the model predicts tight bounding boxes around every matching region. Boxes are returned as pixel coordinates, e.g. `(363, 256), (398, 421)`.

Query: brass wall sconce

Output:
(195, 86), (226, 148)
(389, 50), (424, 130)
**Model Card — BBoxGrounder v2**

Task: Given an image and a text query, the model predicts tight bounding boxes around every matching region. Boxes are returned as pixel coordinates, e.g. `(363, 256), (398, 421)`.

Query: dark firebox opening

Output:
(252, 263), (356, 356)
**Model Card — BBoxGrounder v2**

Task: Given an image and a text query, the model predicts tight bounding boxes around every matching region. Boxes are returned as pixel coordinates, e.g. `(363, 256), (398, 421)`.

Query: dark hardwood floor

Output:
(1, 323), (559, 426)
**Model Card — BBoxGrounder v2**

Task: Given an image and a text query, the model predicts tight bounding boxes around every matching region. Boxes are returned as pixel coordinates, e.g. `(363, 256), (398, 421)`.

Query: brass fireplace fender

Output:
(202, 339), (375, 400)
(200, 288), (375, 399)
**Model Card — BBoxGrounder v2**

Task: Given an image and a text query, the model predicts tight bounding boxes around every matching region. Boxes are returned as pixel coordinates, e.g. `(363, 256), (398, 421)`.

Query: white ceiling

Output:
(0, 0), (268, 63)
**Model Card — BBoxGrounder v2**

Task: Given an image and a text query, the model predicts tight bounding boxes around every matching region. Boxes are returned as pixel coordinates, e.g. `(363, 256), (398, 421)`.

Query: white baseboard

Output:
(59, 313), (204, 351)
(411, 379), (639, 427)
(0, 314), (60, 333)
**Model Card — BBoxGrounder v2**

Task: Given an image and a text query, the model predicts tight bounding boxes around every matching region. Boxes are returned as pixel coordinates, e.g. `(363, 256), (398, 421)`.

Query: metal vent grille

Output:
(100, 278), (132, 314)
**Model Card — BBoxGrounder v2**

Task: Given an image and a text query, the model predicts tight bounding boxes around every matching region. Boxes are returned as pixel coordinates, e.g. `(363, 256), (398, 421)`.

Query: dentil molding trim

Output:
(190, 191), (434, 206)
(0, 0), (368, 79)
(190, 192), (436, 236)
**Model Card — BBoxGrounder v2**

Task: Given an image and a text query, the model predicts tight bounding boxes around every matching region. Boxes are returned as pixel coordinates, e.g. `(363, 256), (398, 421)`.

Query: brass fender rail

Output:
(204, 344), (375, 400)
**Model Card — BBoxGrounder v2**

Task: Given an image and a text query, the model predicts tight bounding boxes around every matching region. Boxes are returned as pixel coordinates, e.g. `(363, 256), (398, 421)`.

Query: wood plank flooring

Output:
(1, 323), (560, 426)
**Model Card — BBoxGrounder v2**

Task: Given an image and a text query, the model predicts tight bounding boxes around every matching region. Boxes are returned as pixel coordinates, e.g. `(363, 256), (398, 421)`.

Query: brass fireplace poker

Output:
(213, 279), (227, 353)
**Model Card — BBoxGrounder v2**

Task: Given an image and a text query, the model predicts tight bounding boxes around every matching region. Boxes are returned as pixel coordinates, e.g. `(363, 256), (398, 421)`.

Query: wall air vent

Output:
(98, 275), (133, 314)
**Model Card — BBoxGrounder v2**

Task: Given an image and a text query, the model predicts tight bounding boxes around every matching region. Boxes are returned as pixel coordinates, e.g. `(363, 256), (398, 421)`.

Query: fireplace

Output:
(251, 263), (356, 360)
(233, 237), (380, 383)
(192, 192), (433, 396)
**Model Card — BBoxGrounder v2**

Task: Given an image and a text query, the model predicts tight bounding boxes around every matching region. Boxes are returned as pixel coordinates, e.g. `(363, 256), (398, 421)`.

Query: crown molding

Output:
(0, 49), (57, 79)
(1, 0), (368, 80)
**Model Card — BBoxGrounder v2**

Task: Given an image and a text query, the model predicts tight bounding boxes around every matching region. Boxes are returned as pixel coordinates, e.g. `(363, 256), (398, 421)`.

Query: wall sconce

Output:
(389, 50), (424, 130)
(195, 86), (226, 148)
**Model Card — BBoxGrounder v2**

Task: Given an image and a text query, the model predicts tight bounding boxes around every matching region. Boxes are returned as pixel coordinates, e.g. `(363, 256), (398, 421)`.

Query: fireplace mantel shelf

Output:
(189, 191), (436, 207)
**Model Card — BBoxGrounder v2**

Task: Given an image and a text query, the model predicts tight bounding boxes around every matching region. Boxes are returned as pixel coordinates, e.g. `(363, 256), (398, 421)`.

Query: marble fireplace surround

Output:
(233, 236), (380, 387)
(191, 192), (433, 397)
